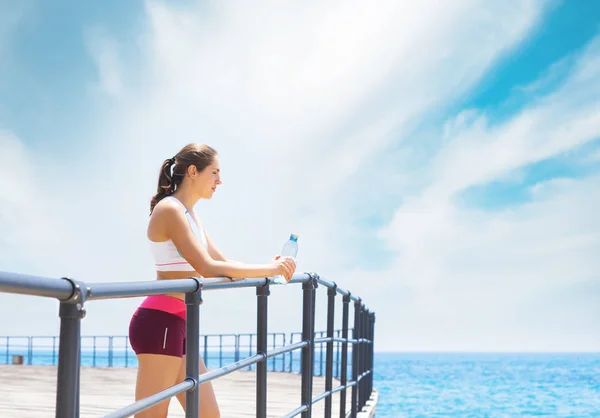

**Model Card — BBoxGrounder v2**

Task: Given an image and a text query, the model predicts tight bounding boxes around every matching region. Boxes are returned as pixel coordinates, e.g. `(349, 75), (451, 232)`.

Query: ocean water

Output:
(2, 339), (599, 417)
(374, 352), (600, 418)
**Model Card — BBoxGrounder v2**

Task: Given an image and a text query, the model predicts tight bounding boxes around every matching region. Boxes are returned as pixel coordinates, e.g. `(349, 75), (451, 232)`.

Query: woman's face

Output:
(190, 156), (222, 199)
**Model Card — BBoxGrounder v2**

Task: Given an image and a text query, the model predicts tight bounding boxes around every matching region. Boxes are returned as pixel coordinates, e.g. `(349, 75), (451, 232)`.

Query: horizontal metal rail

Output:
(197, 354), (264, 383)
(330, 384), (347, 395)
(0, 270), (375, 418)
(265, 341), (309, 359)
(281, 404), (309, 418)
(311, 390), (331, 404)
(87, 277), (279, 300)
(0, 271), (75, 300)
(314, 336), (368, 345)
(356, 370), (371, 383)
(104, 380), (194, 418)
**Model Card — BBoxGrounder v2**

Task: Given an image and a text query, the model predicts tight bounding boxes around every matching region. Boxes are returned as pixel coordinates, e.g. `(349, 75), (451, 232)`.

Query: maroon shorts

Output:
(129, 307), (187, 357)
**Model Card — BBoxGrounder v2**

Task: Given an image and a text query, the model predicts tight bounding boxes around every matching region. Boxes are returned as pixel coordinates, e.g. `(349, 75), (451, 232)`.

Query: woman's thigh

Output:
(134, 353), (183, 418)
(175, 354), (220, 418)
(129, 308), (187, 417)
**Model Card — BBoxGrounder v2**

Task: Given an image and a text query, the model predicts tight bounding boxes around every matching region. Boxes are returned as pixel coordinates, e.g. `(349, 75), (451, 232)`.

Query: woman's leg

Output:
(129, 307), (187, 418)
(134, 353), (182, 418)
(175, 354), (220, 418)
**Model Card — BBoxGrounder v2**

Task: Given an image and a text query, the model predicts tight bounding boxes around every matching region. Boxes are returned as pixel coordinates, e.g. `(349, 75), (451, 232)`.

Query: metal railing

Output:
(1, 330), (353, 376)
(0, 270), (375, 418)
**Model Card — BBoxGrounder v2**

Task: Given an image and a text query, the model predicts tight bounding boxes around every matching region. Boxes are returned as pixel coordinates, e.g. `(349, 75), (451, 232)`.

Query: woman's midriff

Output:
(155, 273), (201, 301)
(156, 271), (200, 279)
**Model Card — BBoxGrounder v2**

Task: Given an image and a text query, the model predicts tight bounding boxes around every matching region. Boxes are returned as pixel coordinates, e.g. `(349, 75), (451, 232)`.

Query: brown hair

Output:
(150, 143), (218, 214)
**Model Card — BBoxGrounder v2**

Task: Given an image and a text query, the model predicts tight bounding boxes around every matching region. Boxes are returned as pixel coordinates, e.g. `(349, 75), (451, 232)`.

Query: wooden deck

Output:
(0, 365), (353, 417)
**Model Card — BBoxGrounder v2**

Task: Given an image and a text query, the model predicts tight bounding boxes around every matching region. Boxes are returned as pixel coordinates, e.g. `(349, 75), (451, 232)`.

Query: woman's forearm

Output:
(205, 260), (277, 279)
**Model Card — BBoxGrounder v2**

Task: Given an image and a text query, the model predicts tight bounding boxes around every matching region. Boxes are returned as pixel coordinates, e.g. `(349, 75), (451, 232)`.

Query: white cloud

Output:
(369, 35), (600, 351)
(0, 133), (76, 336)
(425, 37), (600, 199)
(5, 0), (594, 354)
(364, 173), (600, 352)
(0, 133), (66, 273)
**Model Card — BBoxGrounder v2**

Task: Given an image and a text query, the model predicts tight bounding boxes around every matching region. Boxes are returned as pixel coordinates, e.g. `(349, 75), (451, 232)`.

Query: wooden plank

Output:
(0, 365), (354, 417)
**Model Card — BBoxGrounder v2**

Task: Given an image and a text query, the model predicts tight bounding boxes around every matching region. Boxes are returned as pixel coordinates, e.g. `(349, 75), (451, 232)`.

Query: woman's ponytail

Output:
(150, 157), (176, 214)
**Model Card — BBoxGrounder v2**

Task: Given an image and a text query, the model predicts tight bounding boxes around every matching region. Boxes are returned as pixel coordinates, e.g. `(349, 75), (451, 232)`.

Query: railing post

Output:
(363, 310), (369, 406)
(281, 333), (286, 372)
(339, 292), (351, 418)
(55, 278), (88, 418)
(256, 281), (270, 418)
(360, 308), (367, 408)
(325, 283), (337, 418)
(203, 335), (208, 368)
(336, 330), (340, 379)
(367, 318), (370, 397)
(271, 333), (276, 372)
(92, 336), (97, 367)
(249, 334), (253, 371)
(28, 337), (33, 365)
(301, 274), (318, 418)
(312, 284), (317, 375)
(350, 298), (362, 418)
(319, 332), (324, 376)
(367, 310), (373, 403)
(219, 335), (223, 368)
(108, 336), (114, 367)
(185, 278), (202, 418)
(289, 333), (295, 372)
(370, 313), (375, 398)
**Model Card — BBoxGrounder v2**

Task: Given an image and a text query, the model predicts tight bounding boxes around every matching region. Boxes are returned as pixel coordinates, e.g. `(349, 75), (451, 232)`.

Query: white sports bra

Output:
(149, 196), (208, 272)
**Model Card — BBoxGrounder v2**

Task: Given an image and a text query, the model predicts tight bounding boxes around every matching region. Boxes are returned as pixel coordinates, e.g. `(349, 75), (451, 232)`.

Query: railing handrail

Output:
(0, 270), (375, 418)
(0, 271), (364, 303)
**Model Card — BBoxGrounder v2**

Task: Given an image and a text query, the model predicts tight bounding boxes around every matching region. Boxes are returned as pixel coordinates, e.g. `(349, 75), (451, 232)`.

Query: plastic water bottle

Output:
(272, 234), (299, 285)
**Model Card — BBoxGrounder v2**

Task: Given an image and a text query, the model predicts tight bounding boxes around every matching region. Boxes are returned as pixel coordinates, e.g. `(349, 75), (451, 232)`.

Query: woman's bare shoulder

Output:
(149, 198), (186, 228)
(153, 197), (183, 217)
(148, 198), (185, 239)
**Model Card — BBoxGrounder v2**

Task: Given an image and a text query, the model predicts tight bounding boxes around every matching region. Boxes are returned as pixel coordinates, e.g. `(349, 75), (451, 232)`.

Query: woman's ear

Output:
(187, 165), (197, 178)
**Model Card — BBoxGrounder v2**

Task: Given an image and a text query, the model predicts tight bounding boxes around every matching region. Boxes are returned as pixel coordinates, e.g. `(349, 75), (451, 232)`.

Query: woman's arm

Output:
(204, 229), (231, 262)
(154, 203), (295, 280)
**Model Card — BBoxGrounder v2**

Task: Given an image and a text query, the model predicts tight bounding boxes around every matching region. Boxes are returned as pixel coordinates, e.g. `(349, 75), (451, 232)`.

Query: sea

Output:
(1, 339), (599, 417)
(374, 352), (600, 417)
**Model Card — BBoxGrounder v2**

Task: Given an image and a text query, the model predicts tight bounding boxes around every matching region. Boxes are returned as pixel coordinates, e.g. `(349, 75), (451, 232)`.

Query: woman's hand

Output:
(270, 255), (297, 282)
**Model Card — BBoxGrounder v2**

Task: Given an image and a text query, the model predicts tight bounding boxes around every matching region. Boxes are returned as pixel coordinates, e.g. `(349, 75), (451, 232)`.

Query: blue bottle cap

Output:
(290, 233), (299, 241)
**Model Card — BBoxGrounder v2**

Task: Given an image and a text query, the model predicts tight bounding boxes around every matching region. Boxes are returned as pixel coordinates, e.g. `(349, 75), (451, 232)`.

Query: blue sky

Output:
(467, 0), (600, 112)
(1, 0), (599, 352)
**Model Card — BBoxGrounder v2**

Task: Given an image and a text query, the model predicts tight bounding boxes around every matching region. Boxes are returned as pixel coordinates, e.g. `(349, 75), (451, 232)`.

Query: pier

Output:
(0, 365), (377, 417)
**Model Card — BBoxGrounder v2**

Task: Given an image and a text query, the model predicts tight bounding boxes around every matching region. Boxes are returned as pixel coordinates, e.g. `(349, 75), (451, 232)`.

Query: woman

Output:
(128, 143), (297, 418)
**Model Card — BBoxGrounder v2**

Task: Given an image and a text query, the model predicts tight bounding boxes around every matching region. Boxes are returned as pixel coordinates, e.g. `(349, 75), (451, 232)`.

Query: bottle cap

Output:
(290, 233), (299, 241)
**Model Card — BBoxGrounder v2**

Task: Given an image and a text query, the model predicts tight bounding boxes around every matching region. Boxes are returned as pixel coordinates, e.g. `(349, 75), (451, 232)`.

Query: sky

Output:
(0, 0), (599, 353)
